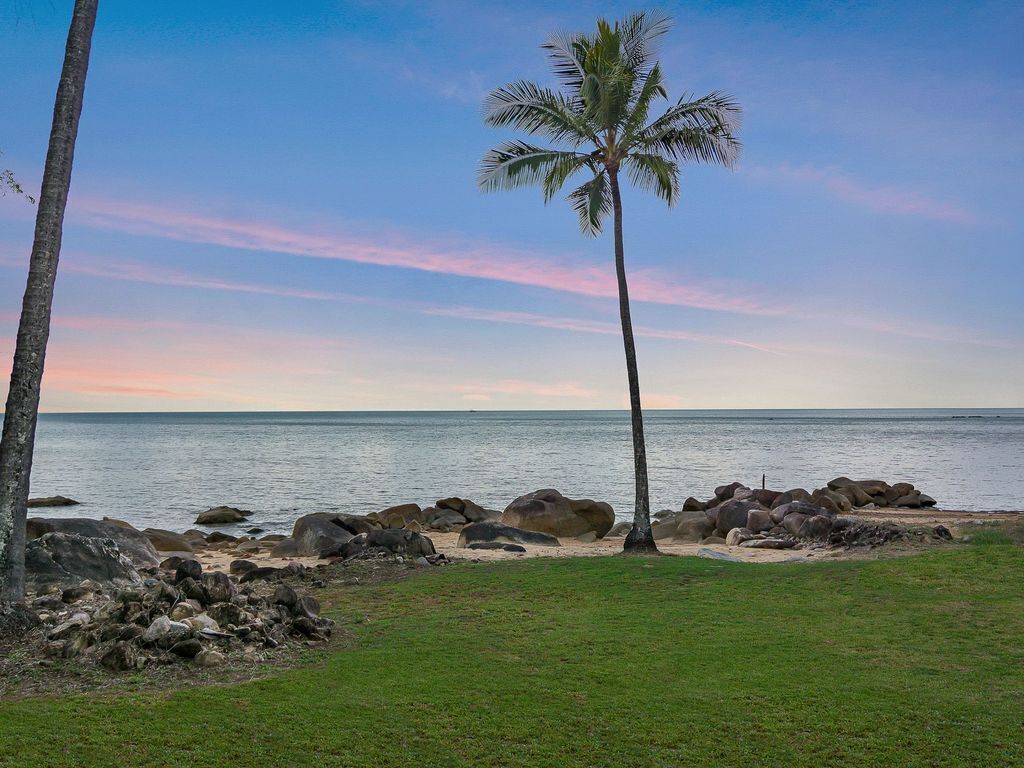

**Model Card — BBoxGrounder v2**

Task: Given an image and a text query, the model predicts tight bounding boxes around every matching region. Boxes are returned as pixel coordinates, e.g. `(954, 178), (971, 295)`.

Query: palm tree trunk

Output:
(0, 0), (98, 603)
(609, 169), (658, 554)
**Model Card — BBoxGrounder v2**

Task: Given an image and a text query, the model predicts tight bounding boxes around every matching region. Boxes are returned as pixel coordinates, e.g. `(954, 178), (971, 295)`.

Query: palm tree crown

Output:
(478, 11), (741, 232)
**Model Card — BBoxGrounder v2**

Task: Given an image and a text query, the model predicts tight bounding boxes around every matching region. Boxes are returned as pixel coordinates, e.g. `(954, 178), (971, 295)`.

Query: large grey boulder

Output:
(142, 528), (194, 553)
(502, 489), (614, 538)
(291, 513), (355, 556)
(27, 495), (79, 508)
(25, 532), (141, 591)
(27, 517), (159, 567)
(458, 521), (560, 548)
(714, 499), (767, 536)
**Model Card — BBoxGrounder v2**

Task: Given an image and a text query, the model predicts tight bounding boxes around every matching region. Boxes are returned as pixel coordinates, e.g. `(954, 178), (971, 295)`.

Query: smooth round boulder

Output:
(782, 513), (811, 536)
(378, 503), (424, 529)
(501, 489), (614, 538)
(142, 528), (194, 553)
(682, 497), (706, 512)
(725, 527), (756, 546)
(673, 513), (716, 542)
(291, 514), (355, 556)
(714, 482), (747, 502)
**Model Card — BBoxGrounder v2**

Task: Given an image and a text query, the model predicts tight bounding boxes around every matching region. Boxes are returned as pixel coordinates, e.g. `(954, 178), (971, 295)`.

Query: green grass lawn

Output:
(1, 547), (1022, 767)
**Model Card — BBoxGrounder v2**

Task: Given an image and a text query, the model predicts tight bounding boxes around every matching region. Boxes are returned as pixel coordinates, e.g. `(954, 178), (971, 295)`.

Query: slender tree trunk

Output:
(0, 0), (98, 603)
(609, 169), (658, 554)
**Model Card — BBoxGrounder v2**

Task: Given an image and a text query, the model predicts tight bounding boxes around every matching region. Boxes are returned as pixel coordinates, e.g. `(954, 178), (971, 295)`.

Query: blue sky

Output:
(1, 0), (1021, 410)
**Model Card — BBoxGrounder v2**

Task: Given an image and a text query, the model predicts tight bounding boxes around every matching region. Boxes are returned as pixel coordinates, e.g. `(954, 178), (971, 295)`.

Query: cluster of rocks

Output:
(255, 489), (616, 558)
(605, 477), (940, 548)
(23, 547), (332, 672)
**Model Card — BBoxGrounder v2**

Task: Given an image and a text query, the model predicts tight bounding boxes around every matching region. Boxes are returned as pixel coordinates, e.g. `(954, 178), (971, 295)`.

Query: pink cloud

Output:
(424, 306), (783, 354)
(70, 196), (778, 316)
(454, 380), (597, 398)
(745, 163), (978, 224)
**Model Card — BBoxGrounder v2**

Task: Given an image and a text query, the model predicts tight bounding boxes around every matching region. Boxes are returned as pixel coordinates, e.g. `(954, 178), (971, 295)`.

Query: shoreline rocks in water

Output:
(27, 496), (80, 508)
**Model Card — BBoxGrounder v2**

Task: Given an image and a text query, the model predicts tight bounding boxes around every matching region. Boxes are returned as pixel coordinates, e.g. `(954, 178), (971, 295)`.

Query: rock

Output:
(378, 503), (423, 529)
(725, 527), (756, 546)
(323, 514), (379, 536)
(292, 595), (321, 619)
(605, 521), (632, 537)
(239, 566), (282, 583)
(174, 559), (203, 583)
(772, 501), (828, 523)
(169, 603), (197, 621)
(270, 538), (300, 558)
(187, 613), (220, 632)
(25, 532), (142, 590)
(652, 519), (679, 541)
(273, 584), (298, 609)
(714, 499), (766, 536)
(501, 489), (614, 539)
(466, 542), (528, 553)
(365, 528), (436, 558)
(749, 489), (782, 507)
(919, 493), (937, 507)
(291, 514), (355, 556)
(889, 482), (915, 499)
(423, 507), (469, 531)
(194, 649), (225, 667)
(27, 495), (80, 508)
(61, 584), (95, 603)
(169, 638), (203, 658)
(798, 515), (833, 539)
(738, 538), (797, 549)
(770, 489), (813, 509)
(141, 528), (194, 553)
(826, 478), (873, 507)
(811, 488), (852, 514)
(746, 509), (773, 533)
(206, 531), (237, 544)
(697, 548), (743, 562)
(202, 572), (236, 604)
(673, 513), (716, 543)
(99, 641), (139, 671)
(458, 521), (560, 548)
(26, 518), (159, 567)
(682, 497), (706, 512)
(404, 520), (424, 532)
(782, 513), (810, 536)
(575, 530), (598, 543)
(141, 616), (192, 647)
(700, 535), (727, 545)
(195, 506), (251, 525)
(436, 497), (499, 523)
(206, 602), (250, 628)
(713, 482), (747, 502)
(48, 612), (91, 640)
(229, 559), (258, 576)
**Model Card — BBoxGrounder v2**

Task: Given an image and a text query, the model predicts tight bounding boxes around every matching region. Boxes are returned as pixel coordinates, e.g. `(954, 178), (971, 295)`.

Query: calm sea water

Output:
(19, 409), (1024, 535)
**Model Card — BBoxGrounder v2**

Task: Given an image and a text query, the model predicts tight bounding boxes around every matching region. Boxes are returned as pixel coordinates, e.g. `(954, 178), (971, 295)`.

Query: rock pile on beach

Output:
(605, 477), (940, 548)
(20, 556), (333, 672)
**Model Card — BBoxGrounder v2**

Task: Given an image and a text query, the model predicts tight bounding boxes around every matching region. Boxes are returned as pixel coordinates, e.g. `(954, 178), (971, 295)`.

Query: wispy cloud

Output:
(744, 163), (979, 225)
(424, 305), (783, 354)
(454, 379), (596, 399)
(70, 196), (778, 316)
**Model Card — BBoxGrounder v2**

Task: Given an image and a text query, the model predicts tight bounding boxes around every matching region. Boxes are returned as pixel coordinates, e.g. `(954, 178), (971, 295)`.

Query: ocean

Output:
(22, 408), (1024, 535)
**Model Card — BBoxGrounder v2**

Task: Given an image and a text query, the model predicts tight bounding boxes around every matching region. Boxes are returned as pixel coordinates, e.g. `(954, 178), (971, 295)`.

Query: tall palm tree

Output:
(0, 0), (99, 603)
(479, 11), (740, 552)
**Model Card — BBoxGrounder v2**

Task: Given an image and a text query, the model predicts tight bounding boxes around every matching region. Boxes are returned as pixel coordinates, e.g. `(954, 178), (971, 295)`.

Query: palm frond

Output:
(636, 91), (742, 167)
(624, 152), (679, 205)
(541, 32), (590, 93)
(567, 171), (612, 236)
(483, 80), (596, 145)
(478, 140), (588, 193)
(543, 153), (596, 202)
(622, 63), (667, 144)
(618, 10), (672, 75)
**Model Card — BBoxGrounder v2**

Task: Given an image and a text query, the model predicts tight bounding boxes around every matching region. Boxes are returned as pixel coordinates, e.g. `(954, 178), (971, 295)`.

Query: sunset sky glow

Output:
(1, 1), (1022, 411)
